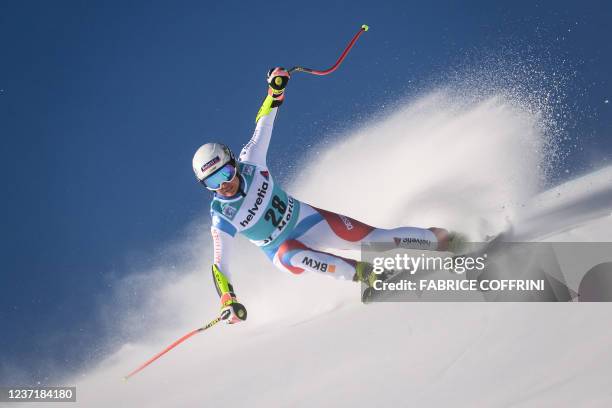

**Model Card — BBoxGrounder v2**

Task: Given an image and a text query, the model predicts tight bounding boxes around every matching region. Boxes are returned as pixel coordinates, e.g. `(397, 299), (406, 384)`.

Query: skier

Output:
(193, 68), (466, 324)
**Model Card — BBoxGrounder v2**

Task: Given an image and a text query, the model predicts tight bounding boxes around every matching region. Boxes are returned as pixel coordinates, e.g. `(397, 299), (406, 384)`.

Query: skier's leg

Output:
(260, 204), (373, 282)
(260, 204), (455, 284)
(295, 204), (446, 252)
(265, 238), (358, 281)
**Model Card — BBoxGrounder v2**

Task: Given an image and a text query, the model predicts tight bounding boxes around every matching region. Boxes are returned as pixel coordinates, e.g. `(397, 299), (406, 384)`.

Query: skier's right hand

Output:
(219, 293), (247, 324)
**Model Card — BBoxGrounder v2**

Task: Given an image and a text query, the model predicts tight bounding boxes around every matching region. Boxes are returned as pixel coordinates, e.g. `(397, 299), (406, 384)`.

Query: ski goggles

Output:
(201, 163), (237, 190)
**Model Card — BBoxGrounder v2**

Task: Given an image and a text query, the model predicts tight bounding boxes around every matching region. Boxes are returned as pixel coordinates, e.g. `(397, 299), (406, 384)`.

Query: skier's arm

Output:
(210, 213), (247, 324)
(210, 223), (235, 284)
(238, 97), (278, 167)
(239, 67), (289, 168)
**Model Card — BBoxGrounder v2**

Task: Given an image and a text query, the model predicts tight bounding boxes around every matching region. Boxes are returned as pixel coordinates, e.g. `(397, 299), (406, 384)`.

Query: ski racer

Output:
(192, 67), (466, 324)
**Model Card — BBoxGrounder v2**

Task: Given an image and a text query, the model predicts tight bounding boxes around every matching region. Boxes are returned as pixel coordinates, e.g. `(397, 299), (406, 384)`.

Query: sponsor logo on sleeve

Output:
(240, 138), (257, 159)
(242, 164), (254, 176)
(222, 205), (237, 219)
(211, 227), (222, 264)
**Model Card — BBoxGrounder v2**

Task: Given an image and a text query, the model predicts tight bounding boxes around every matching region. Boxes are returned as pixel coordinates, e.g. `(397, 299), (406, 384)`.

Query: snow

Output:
(25, 90), (612, 407)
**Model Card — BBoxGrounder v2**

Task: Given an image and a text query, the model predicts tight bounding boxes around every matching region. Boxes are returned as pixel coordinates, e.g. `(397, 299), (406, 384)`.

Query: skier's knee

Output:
(428, 227), (449, 251)
(276, 239), (309, 275)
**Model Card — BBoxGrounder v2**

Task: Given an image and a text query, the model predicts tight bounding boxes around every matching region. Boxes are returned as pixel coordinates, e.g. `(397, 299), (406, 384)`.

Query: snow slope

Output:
(21, 89), (612, 407)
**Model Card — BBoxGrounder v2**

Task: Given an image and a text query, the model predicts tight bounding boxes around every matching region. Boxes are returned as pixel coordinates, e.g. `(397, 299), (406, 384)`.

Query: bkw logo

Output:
(302, 257), (336, 273)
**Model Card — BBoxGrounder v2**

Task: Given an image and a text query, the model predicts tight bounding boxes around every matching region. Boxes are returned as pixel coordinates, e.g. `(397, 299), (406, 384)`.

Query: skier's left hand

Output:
(267, 67), (290, 96)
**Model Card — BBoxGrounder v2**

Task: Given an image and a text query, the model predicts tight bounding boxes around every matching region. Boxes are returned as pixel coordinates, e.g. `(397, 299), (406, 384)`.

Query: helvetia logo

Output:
(302, 257), (336, 273)
(239, 181), (269, 228)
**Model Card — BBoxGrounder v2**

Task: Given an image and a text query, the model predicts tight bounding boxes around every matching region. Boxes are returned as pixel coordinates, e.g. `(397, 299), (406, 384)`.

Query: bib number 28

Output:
(265, 195), (287, 226)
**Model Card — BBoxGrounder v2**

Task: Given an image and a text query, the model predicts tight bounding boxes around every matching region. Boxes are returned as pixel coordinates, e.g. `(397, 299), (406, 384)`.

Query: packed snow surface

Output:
(25, 90), (612, 407)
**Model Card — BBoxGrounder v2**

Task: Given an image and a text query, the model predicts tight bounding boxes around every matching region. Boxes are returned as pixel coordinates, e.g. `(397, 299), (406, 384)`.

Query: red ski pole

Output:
(288, 24), (369, 76)
(123, 316), (222, 380)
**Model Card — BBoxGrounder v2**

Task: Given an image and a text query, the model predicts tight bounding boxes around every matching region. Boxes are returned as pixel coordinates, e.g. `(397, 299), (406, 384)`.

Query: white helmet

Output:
(192, 142), (235, 182)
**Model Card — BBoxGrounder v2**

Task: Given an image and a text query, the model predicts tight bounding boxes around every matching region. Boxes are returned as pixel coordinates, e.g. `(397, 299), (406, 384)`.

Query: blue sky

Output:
(1, 0), (611, 382)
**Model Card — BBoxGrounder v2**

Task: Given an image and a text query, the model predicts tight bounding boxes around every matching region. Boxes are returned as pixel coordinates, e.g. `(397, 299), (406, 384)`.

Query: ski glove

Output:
(220, 293), (247, 324)
(267, 67), (290, 99)
(212, 264), (247, 324)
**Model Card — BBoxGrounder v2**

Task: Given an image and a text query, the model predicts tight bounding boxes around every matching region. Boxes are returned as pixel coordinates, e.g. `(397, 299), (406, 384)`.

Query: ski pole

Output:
(123, 315), (222, 380)
(288, 24), (369, 76)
